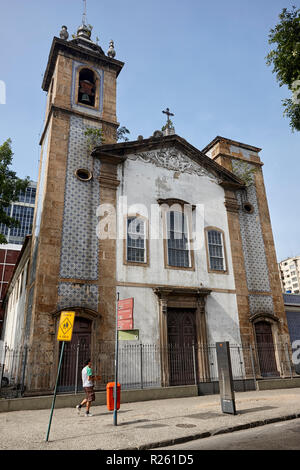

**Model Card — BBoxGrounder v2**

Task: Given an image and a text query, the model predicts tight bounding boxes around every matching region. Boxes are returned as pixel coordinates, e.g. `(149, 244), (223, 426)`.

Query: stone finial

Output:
(77, 23), (92, 40)
(152, 130), (164, 138)
(107, 40), (116, 58)
(60, 25), (69, 40)
(163, 127), (175, 136)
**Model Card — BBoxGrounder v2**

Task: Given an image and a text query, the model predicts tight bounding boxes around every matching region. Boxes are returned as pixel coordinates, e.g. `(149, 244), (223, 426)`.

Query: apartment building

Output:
(279, 257), (300, 294)
(0, 182), (36, 335)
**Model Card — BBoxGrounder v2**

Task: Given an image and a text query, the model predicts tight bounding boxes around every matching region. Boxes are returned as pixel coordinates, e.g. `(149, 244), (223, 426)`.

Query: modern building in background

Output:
(279, 257), (300, 294)
(0, 182), (36, 334)
(283, 293), (300, 374)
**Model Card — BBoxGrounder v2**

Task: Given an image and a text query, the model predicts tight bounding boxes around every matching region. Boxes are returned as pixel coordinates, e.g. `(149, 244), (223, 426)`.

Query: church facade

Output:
(1, 22), (291, 393)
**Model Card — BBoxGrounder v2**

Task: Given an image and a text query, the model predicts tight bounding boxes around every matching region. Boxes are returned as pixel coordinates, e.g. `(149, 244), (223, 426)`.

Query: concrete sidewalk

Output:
(1, 388), (300, 450)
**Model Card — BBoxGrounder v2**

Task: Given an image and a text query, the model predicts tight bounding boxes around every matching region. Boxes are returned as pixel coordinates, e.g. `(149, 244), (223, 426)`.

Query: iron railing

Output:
(0, 341), (299, 398)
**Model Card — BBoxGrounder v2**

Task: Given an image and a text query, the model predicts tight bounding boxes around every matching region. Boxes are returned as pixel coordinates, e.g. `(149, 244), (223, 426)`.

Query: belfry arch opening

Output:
(78, 68), (96, 107)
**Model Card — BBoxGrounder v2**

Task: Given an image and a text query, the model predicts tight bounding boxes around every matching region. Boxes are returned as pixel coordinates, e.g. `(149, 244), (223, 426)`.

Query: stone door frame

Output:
(153, 286), (211, 387)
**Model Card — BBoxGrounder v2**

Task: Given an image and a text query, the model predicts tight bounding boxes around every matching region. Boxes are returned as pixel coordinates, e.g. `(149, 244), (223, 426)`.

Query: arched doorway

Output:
(58, 316), (92, 392)
(255, 321), (279, 377)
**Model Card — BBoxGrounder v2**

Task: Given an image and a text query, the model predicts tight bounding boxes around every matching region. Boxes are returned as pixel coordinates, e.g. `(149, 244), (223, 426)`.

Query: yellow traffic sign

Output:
(57, 311), (75, 342)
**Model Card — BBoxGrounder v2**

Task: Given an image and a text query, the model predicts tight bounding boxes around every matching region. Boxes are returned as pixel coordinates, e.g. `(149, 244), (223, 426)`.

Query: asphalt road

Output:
(158, 417), (300, 450)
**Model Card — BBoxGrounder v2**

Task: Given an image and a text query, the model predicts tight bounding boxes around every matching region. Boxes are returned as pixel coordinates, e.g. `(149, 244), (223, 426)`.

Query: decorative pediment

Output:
(128, 147), (221, 183)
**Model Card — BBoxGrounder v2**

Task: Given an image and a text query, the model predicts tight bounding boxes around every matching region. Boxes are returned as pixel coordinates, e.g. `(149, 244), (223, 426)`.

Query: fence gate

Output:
(255, 321), (280, 377)
(58, 317), (91, 392)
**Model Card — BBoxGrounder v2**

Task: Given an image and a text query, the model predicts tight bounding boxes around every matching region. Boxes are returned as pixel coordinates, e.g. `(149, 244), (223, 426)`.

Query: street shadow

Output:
(237, 406), (277, 415)
(91, 409), (131, 417)
(118, 419), (151, 426)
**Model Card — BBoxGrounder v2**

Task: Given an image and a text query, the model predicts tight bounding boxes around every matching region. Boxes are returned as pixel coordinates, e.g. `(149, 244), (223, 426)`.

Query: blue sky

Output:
(0, 0), (299, 261)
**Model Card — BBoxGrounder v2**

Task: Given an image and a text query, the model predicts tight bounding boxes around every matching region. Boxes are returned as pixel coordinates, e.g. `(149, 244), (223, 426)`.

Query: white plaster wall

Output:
(117, 157), (235, 288)
(115, 152), (242, 346)
(117, 285), (160, 344)
(2, 262), (28, 351)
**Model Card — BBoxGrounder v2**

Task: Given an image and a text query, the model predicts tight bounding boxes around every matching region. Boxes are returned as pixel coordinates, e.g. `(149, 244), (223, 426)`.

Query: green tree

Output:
(84, 127), (105, 153)
(117, 126), (130, 142)
(266, 6), (300, 131)
(0, 139), (30, 244)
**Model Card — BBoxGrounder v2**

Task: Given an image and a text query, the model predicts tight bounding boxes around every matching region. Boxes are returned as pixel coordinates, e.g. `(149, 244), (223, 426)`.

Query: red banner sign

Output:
(117, 298), (134, 330)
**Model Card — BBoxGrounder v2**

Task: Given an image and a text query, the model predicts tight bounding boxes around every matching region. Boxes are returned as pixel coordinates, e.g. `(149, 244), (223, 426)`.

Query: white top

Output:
(82, 365), (94, 388)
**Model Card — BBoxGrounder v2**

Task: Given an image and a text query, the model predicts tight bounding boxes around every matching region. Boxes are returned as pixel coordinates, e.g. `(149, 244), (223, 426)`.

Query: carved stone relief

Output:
(128, 147), (220, 183)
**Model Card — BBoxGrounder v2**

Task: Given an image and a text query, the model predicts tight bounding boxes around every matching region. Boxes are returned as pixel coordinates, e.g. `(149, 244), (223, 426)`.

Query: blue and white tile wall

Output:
(58, 114), (101, 312)
(57, 282), (99, 312)
(232, 161), (274, 316)
(59, 114), (100, 280)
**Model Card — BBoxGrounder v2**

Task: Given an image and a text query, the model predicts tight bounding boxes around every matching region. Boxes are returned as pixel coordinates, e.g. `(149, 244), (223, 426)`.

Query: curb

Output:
(118, 412), (300, 451)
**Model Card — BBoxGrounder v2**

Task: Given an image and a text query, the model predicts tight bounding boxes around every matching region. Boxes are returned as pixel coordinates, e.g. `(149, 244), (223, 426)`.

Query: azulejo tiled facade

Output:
(232, 160), (274, 316)
(57, 282), (99, 312)
(59, 114), (100, 281)
(248, 294), (274, 316)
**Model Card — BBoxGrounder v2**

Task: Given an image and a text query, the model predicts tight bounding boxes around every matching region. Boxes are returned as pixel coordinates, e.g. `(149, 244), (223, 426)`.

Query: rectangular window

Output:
(166, 211), (190, 268)
(126, 217), (146, 263)
(207, 229), (225, 271)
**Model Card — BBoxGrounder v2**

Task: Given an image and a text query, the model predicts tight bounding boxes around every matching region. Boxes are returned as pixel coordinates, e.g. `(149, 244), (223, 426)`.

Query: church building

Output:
(1, 19), (291, 393)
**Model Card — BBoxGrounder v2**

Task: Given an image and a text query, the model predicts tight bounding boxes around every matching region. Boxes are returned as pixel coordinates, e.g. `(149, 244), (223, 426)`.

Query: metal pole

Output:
(113, 292), (119, 426)
(285, 343), (293, 379)
(20, 345), (28, 396)
(0, 343), (8, 391)
(75, 342), (80, 394)
(140, 342), (143, 389)
(192, 343), (197, 385)
(249, 345), (257, 390)
(46, 341), (65, 442)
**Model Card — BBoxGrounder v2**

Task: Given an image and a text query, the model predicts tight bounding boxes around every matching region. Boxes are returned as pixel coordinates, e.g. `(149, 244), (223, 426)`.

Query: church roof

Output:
(202, 136), (262, 154)
(92, 133), (245, 188)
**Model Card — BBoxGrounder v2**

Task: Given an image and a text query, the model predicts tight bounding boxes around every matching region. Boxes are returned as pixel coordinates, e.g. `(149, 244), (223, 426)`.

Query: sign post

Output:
(46, 311), (75, 442)
(113, 293), (120, 426)
(216, 342), (236, 415)
(113, 296), (134, 426)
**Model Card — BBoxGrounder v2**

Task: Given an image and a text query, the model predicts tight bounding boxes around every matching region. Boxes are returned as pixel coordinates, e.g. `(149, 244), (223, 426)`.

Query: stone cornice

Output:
(214, 152), (264, 167)
(92, 135), (245, 187)
(153, 286), (212, 299)
(202, 136), (262, 155)
(42, 37), (124, 91)
(39, 104), (119, 145)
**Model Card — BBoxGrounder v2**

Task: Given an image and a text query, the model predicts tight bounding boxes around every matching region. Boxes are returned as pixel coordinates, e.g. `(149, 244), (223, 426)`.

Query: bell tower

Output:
(42, 22), (123, 143)
(25, 20), (124, 390)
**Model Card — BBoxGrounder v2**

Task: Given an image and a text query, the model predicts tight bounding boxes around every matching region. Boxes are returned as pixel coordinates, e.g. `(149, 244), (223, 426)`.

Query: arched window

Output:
(205, 227), (227, 273)
(78, 68), (96, 107)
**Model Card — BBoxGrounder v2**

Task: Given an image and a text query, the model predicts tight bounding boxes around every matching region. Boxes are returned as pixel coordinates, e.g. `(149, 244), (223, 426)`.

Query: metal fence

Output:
(0, 341), (298, 398)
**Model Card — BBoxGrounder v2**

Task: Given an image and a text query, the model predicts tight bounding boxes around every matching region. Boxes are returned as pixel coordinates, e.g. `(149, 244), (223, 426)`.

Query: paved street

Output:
(1, 388), (300, 450)
(158, 417), (300, 450)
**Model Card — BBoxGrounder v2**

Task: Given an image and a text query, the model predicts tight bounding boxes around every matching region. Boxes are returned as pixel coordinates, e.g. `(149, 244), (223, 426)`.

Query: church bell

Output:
(81, 93), (91, 103)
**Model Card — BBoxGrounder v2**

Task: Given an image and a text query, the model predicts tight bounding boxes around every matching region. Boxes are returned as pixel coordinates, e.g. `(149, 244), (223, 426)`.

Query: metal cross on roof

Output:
(82, 0), (87, 25)
(162, 107), (174, 128)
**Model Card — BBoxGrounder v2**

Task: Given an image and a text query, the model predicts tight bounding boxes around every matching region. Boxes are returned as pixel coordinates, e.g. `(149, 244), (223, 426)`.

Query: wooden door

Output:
(167, 309), (197, 385)
(58, 316), (92, 392)
(255, 321), (279, 377)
